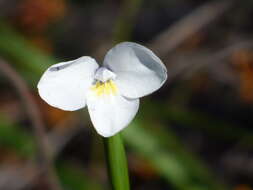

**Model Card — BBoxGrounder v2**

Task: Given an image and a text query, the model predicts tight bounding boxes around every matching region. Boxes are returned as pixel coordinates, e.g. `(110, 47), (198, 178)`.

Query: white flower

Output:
(37, 42), (167, 137)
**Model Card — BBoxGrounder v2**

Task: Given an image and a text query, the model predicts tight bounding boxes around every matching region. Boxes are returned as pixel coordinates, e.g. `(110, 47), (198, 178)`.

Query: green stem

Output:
(103, 133), (130, 190)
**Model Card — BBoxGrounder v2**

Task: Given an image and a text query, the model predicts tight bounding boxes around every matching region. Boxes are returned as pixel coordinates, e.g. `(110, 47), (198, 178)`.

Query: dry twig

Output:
(148, 0), (233, 57)
(0, 59), (62, 190)
(164, 39), (253, 85)
(0, 115), (83, 190)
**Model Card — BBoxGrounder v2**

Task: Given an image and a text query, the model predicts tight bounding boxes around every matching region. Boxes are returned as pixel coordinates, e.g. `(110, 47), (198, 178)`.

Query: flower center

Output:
(91, 80), (118, 97)
(94, 67), (116, 82)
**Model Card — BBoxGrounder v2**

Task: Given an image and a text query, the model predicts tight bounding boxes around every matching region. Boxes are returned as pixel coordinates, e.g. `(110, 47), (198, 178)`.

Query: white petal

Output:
(103, 42), (167, 98)
(38, 56), (98, 111)
(86, 91), (139, 137)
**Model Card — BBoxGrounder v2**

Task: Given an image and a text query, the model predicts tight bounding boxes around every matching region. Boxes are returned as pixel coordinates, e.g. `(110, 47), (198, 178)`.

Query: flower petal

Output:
(38, 56), (98, 111)
(103, 42), (167, 98)
(86, 91), (139, 137)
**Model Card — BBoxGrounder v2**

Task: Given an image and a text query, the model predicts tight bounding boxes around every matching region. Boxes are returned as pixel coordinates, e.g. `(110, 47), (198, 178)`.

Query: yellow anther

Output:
(91, 80), (118, 97)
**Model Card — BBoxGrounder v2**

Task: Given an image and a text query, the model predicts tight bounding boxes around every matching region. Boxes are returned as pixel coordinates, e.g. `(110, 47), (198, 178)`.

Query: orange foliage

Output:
(35, 94), (72, 128)
(231, 50), (253, 103)
(128, 154), (157, 179)
(29, 36), (53, 53)
(234, 184), (252, 190)
(14, 0), (66, 34)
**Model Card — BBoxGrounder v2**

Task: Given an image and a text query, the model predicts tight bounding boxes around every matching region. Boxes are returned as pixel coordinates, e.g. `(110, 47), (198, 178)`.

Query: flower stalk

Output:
(103, 133), (130, 190)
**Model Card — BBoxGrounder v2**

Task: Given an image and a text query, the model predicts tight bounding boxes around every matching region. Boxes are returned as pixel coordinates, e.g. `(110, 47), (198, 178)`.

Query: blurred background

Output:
(0, 0), (253, 189)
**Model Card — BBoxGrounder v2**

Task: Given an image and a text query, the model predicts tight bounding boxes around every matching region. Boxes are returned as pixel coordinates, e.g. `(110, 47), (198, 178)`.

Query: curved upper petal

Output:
(86, 89), (139, 137)
(38, 56), (98, 111)
(103, 42), (167, 98)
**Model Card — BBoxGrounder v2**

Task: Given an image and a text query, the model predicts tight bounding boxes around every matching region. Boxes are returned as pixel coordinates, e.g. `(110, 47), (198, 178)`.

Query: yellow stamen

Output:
(90, 80), (118, 97)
